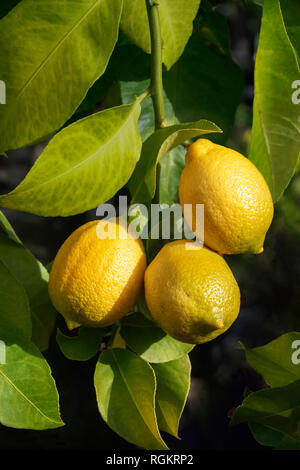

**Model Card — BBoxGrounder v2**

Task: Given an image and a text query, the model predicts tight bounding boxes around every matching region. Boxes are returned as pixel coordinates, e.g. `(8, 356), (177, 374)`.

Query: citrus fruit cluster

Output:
(49, 139), (274, 344)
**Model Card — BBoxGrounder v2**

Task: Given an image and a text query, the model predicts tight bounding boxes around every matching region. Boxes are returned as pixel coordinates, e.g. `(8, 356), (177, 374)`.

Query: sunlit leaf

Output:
(0, 339), (64, 430)
(120, 313), (194, 363)
(249, 0), (300, 201)
(128, 120), (221, 203)
(236, 333), (300, 388)
(0, 261), (63, 430)
(0, 103), (142, 216)
(95, 348), (168, 450)
(0, 0), (123, 151)
(153, 355), (191, 437)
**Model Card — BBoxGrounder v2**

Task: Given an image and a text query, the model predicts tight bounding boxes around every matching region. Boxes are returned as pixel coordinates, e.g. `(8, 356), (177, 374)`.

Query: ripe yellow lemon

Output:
(49, 219), (147, 329)
(144, 241), (240, 344)
(179, 139), (274, 254)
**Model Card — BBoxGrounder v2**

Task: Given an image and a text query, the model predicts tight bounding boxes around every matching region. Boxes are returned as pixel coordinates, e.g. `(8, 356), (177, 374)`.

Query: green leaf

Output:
(120, 313), (194, 363)
(56, 327), (108, 361)
(0, 232), (56, 351)
(128, 120), (221, 204)
(94, 348), (168, 450)
(249, 422), (300, 450)
(0, 103), (142, 216)
(282, 0), (300, 62)
(164, 24), (244, 145)
(120, 79), (177, 141)
(236, 333), (300, 388)
(198, 9), (231, 56)
(153, 355), (191, 438)
(120, 17), (242, 148)
(231, 380), (300, 443)
(249, 0), (300, 201)
(0, 339), (64, 430)
(121, 0), (201, 69)
(0, 260), (62, 430)
(122, 79), (185, 207)
(160, 145), (186, 205)
(0, 0), (123, 151)
(0, 261), (31, 341)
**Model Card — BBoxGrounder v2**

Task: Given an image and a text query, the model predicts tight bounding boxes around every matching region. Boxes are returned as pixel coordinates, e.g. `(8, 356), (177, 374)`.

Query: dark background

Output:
(0, 2), (299, 450)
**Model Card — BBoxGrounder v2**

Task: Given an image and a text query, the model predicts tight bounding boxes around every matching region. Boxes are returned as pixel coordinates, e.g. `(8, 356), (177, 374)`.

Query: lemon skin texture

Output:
(179, 139), (274, 254)
(144, 241), (240, 344)
(49, 220), (147, 329)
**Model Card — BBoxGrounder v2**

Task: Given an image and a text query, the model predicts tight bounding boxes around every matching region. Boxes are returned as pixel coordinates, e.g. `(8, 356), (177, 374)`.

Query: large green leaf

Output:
(237, 333), (300, 388)
(0, 233), (56, 351)
(164, 22), (244, 145)
(0, 261), (31, 341)
(153, 355), (191, 438)
(128, 120), (221, 203)
(120, 313), (194, 363)
(0, 102), (142, 216)
(121, 0), (201, 70)
(249, 0), (300, 201)
(0, 261), (63, 430)
(0, 339), (64, 430)
(56, 327), (108, 361)
(0, 0), (123, 151)
(94, 348), (168, 450)
(231, 380), (300, 443)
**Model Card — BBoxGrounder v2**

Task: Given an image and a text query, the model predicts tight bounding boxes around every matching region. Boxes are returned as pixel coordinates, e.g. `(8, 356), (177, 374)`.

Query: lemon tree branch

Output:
(146, 0), (167, 130)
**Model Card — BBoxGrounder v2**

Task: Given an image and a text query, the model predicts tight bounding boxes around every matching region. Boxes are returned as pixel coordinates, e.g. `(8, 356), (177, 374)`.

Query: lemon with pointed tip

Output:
(49, 219), (147, 329)
(144, 241), (240, 344)
(179, 139), (274, 254)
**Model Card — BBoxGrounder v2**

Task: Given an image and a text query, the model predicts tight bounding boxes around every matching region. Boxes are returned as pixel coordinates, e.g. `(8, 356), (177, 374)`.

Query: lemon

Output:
(144, 241), (240, 344)
(179, 139), (274, 254)
(49, 219), (147, 329)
